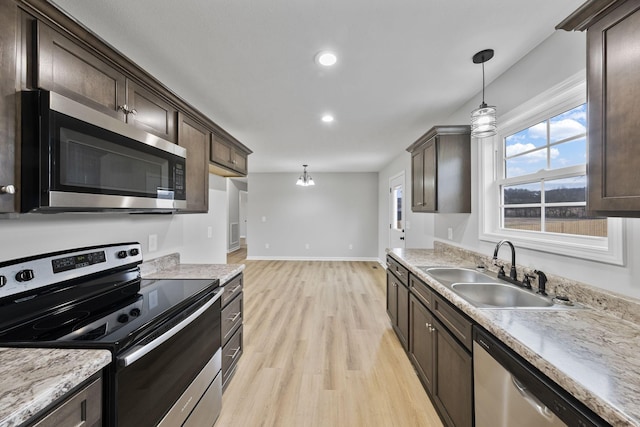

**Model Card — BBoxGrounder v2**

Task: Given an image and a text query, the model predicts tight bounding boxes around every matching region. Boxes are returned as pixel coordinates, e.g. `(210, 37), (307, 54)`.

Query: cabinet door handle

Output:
(228, 347), (241, 359)
(230, 284), (242, 294)
(129, 108), (137, 116)
(0, 185), (16, 194)
(227, 312), (241, 322)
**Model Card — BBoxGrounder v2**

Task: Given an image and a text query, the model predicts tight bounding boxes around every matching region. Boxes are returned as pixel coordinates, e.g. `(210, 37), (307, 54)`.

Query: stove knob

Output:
(117, 314), (129, 323)
(0, 276), (6, 287)
(116, 251), (128, 259)
(15, 269), (34, 282)
(129, 308), (141, 317)
(129, 248), (140, 256)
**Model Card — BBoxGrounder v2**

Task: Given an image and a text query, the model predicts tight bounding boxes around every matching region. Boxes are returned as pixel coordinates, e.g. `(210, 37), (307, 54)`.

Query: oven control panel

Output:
(0, 242), (143, 299)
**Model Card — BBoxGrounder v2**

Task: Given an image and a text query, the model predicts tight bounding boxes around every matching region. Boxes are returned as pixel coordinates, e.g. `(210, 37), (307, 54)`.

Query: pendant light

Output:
(296, 164), (315, 186)
(470, 49), (497, 138)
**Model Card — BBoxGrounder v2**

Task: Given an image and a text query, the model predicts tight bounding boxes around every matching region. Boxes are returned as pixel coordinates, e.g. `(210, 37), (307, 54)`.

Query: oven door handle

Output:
(118, 286), (224, 367)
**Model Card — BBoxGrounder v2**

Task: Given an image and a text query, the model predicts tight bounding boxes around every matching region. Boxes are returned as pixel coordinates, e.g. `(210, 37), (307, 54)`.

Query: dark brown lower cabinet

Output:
(409, 293), (473, 427)
(409, 294), (436, 393)
(386, 269), (408, 350)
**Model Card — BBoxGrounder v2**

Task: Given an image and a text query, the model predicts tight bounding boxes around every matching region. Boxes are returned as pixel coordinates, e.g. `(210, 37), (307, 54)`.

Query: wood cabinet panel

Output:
(411, 150), (425, 209)
(177, 113), (209, 212)
(585, 1), (640, 214)
(127, 80), (177, 142)
(409, 294), (435, 394)
(221, 274), (243, 307)
(221, 292), (243, 345)
(423, 139), (437, 211)
(36, 21), (126, 120)
(407, 125), (470, 213)
(0, 0), (18, 213)
(386, 270), (398, 328)
(30, 377), (102, 427)
(433, 317), (473, 427)
(222, 325), (243, 390)
(210, 132), (249, 177)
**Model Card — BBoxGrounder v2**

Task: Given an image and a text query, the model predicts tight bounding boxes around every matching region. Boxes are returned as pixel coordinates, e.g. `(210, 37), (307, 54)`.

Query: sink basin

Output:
(451, 283), (554, 308)
(422, 267), (495, 285)
(420, 267), (573, 309)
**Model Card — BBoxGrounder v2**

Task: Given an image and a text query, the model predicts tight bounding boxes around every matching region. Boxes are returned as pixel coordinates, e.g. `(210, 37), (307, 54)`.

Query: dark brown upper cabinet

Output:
(126, 81), (178, 143)
(37, 22), (178, 142)
(36, 21), (127, 121)
(210, 132), (250, 177)
(178, 113), (210, 212)
(558, 0), (640, 216)
(406, 125), (471, 213)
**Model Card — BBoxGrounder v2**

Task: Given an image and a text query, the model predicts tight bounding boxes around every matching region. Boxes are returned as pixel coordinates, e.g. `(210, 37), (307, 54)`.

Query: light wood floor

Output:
(217, 254), (443, 427)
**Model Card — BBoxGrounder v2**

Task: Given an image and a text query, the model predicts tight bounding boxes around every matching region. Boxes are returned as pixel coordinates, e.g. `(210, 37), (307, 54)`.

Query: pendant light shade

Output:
(470, 49), (497, 138)
(296, 164), (315, 186)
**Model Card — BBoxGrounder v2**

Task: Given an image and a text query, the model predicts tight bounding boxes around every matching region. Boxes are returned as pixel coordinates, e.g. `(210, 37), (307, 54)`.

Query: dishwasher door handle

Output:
(511, 375), (556, 420)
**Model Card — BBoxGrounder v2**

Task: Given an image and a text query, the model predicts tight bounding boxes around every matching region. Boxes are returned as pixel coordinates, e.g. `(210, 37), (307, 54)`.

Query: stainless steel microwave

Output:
(21, 91), (187, 213)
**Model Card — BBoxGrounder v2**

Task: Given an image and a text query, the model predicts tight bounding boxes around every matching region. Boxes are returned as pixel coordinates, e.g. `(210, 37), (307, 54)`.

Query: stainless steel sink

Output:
(422, 267), (495, 285)
(450, 283), (554, 308)
(420, 267), (578, 309)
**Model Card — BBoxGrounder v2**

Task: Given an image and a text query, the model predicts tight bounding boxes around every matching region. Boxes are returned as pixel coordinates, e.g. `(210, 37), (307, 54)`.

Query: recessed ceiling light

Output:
(321, 114), (334, 123)
(316, 51), (337, 67)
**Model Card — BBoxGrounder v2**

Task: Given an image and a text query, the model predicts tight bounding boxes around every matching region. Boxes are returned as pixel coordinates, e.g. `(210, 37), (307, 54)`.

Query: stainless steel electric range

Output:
(0, 242), (223, 426)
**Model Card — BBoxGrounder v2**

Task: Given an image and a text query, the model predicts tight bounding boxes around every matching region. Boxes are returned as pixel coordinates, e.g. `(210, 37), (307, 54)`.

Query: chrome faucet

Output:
(493, 240), (518, 282)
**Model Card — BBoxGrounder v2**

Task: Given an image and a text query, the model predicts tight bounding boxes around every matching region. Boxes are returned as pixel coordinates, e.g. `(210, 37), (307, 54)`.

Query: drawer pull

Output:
(228, 347), (241, 359)
(229, 284), (242, 294)
(227, 312), (241, 322)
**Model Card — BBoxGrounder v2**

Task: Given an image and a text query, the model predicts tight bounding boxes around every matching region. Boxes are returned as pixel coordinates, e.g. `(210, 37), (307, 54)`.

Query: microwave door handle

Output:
(118, 287), (224, 367)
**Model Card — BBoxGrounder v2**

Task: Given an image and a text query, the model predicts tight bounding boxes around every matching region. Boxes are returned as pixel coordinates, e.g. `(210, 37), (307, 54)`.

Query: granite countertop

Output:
(143, 262), (244, 284)
(387, 247), (640, 427)
(0, 348), (111, 427)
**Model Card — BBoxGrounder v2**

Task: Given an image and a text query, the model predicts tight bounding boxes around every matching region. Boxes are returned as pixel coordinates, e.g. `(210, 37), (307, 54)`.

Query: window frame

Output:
(478, 72), (625, 265)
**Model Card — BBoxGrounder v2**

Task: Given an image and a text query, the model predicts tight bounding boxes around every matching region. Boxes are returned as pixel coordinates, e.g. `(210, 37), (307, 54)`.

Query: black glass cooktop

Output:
(0, 274), (219, 353)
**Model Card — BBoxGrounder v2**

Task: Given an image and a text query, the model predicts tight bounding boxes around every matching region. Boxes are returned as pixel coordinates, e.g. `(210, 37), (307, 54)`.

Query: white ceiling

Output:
(52, 0), (584, 173)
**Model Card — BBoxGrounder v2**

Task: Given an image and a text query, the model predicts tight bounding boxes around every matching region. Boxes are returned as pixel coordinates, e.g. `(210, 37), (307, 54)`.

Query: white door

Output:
(389, 172), (405, 249)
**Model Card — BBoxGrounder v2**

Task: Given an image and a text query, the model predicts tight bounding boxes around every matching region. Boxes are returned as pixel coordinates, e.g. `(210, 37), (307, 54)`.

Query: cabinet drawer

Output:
(386, 256), (409, 286)
(222, 325), (243, 390)
(432, 293), (473, 351)
(30, 376), (102, 427)
(221, 274), (243, 307)
(221, 292), (243, 345)
(409, 274), (433, 309)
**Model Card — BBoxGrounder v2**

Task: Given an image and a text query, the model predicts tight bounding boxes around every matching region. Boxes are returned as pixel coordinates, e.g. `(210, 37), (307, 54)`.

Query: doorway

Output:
(389, 172), (406, 249)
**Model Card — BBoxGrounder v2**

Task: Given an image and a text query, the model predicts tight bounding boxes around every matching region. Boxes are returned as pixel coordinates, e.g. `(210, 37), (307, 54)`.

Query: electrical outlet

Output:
(261, 216), (267, 222)
(265, 243), (270, 249)
(148, 234), (158, 252)
(305, 243), (310, 250)
(349, 244), (353, 250)
(207, 226), (212, 238)
(447, 227), (453, 240)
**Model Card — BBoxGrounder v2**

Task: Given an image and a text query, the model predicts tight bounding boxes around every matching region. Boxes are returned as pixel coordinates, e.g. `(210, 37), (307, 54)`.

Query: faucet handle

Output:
(522, 274), (534, 289)
(496, 264), (506, 277)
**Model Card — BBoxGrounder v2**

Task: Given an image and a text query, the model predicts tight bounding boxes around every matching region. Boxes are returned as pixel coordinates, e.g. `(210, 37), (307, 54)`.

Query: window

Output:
(500, 104), (607, 238)
(479, 73), (624, 265)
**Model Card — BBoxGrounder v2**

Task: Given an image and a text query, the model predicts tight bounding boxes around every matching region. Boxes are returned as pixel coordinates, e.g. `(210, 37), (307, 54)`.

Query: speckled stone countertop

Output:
(387, 245), (640, 427)
(141, 253), (244, 284)
(0, 348), (111, 427)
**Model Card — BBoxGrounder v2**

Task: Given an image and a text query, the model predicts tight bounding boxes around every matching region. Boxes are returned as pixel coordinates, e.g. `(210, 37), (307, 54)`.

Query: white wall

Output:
(0, 174), (228, 265)
(377, 29), (640, 299)
(180, 174), (229, 264)
(248, 172), (378, 260)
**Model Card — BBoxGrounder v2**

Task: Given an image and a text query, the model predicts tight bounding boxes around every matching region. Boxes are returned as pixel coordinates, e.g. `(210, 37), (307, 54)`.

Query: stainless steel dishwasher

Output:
(473, 327), (609, 427)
